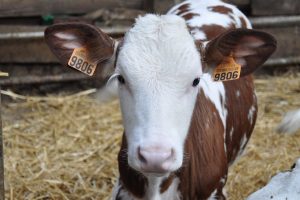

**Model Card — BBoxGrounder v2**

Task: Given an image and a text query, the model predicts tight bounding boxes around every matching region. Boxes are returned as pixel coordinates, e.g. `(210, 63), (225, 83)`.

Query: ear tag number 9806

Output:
(213, 57), (241, 82)
(68, 48), (97, 76)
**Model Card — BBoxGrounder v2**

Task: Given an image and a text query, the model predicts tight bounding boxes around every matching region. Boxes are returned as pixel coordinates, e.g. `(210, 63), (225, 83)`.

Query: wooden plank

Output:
(1, 15), (300, 65)
(251, 16), (300, 62)
(0, 25), (298, 63)
(0, 25), (130, 40)
(263, 56), (300, 67)
(256, 26), (300, 60)
(0, 37), (57, 63)
(250, 15), (300, 28)
(252, 0), (300, 16)
(0, 85), (4, 200)
(0, 63), (111, 86)
(224, 0), (250, 6)
(0, 0), (142, 17)
(0, 73), (91, 86)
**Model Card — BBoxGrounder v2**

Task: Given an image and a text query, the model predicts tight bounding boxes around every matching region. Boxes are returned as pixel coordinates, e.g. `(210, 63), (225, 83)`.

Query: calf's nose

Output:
(138, 146), (175, 173)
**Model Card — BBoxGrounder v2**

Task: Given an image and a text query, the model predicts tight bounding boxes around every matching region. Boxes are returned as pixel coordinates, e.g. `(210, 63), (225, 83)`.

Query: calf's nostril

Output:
(135, 146), (178, 173)
(138, 147), (147, 164)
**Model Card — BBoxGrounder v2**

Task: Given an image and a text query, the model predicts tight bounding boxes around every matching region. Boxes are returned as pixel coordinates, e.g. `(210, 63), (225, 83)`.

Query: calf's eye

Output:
(192, 78), (200, 87)
(117, 75), (125, 84)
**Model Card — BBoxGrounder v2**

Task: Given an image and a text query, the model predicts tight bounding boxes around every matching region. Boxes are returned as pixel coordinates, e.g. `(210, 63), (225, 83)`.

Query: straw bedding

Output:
(1, 73), (300, 200)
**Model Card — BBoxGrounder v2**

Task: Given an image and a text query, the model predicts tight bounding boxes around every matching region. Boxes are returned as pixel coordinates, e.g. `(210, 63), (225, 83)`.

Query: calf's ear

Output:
(204, 28), (277, 77)
(44, 23), (116, 69)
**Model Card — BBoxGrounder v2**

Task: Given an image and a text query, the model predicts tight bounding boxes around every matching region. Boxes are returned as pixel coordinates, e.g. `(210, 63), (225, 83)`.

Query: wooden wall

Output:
(0, 0), (144, 17)
(252, 0), (300, 16)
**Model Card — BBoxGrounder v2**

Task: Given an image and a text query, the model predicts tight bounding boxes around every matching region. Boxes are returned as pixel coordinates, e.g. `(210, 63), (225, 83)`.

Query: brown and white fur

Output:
(44, 0), (276, 199)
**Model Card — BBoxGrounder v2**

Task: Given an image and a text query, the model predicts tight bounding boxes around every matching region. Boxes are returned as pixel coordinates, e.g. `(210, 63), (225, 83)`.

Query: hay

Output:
(226, 72), (300, 199)
(2, 90), (122, 200)
(1, 73), (300, 200)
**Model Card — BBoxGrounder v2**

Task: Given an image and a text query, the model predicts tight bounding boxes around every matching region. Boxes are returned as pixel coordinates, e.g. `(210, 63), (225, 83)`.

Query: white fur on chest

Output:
(111, 177), (181, 200)
(146, 177), (181, 200)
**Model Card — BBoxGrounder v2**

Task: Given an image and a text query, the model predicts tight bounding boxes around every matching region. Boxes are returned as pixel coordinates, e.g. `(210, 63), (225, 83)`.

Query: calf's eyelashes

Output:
(117, 75), (126, 84)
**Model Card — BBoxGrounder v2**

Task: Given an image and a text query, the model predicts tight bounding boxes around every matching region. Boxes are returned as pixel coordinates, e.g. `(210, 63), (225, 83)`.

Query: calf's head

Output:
(45, 14), (276, 176)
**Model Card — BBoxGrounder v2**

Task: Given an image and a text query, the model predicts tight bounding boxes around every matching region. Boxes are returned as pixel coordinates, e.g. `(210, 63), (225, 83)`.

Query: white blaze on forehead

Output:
(118, 14), (202, 83)
(116, 14), (202, 173)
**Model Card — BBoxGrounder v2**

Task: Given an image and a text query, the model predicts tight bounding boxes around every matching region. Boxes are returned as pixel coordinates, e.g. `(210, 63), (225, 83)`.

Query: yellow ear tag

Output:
(213, 57), (241, 82)
(0, 71), (9, 77)
(68, 48), (97, 76)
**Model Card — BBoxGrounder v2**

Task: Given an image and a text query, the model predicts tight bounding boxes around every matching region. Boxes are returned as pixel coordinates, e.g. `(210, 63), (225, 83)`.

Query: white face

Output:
(112, 14), (202, 175)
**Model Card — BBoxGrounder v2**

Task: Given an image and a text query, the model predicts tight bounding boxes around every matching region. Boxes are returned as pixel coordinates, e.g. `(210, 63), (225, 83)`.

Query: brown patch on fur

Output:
(223, 76), (257, 164)
(176, 3), (190, 15)
(176, 75), (258, 199)
(208, 5), (233, 15)
(118, 134), (148, 199)
(181, 13), (200, 21)
(239, 16), (248, 28)
(178, 90), (227, 200)
(189, 24), (230, 68)
(116, 72), (259, 200)
(207, 5), (236, 28)
(200, 24), (234, 41)
(160, 174), (175, 194)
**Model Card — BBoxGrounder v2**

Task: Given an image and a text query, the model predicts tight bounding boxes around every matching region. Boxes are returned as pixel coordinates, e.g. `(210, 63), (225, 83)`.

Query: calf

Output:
(277, 109), (300, 134)
(44, 0), (276, 199)
(247, 158), (300, 200)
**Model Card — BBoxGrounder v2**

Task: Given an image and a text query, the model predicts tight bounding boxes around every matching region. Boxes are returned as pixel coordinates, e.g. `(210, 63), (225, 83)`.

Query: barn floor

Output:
(1, 72), (300, 200)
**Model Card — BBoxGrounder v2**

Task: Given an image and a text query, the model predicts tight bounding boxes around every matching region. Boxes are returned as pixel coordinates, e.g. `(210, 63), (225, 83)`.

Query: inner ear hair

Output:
(204, 28), (277, 76)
